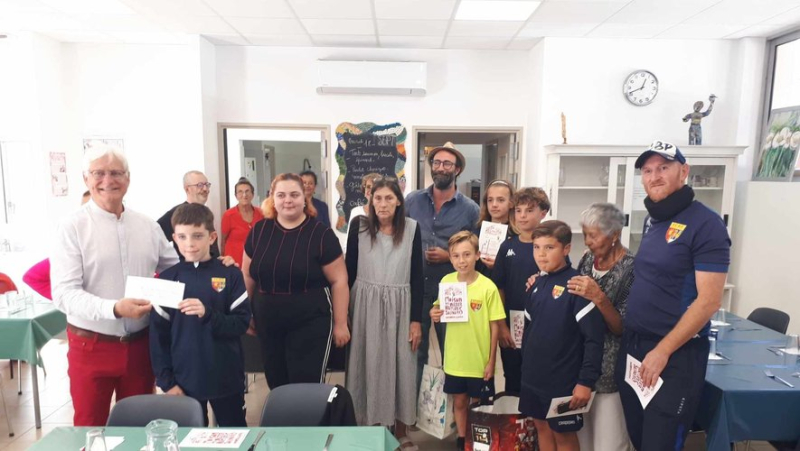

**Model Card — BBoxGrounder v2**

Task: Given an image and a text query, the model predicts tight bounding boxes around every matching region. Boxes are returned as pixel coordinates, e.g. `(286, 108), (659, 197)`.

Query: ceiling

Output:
(0, 0), (799, 50)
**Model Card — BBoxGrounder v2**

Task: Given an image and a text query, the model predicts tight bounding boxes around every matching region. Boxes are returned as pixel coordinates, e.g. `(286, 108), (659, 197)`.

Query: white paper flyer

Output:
(510, 310), (525, 349)
(624, 354), (663, 409)
(439, 282), (469, 323)
(478, 221), (508, 260)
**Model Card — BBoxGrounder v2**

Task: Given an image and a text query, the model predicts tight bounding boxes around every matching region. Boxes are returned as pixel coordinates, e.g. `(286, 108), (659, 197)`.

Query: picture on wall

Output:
(49, 152), (68, 197)
(334, 122), (407, 233)
(755, 106), (800, 181)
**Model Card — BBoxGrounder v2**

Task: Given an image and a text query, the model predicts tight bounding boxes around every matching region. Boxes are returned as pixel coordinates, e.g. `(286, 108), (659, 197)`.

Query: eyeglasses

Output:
(431, 160), (456, 170)
(87, 170), (128, 180)
(187, 182), (212, 189)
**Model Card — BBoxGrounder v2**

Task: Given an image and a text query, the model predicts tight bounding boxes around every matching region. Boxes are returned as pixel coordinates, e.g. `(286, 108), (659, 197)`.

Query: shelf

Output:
(692, 187), (723, 191)
(558, 186), (608, 190)
(571, 229), (583, 234)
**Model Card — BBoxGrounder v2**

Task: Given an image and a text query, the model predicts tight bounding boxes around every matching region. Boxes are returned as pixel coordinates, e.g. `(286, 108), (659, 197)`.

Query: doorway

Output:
(414, 128), (522, 203)
(218, 125), (330, 211)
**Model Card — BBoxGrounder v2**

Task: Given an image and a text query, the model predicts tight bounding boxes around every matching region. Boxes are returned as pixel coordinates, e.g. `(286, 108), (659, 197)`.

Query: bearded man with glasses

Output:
(157, 170), (221, 261)
(405, 142), (479, 400)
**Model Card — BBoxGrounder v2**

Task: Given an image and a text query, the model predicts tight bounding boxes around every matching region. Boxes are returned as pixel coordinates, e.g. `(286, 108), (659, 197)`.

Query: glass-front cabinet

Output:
(545, 145), (744, 264)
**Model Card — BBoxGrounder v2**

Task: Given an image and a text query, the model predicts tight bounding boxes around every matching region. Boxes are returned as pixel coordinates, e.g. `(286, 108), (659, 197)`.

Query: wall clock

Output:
(623, 70), (658, 106)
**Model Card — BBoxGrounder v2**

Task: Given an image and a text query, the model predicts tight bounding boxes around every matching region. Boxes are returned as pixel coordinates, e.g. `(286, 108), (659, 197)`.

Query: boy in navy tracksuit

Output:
(491, 187), (550, 394)
(519, 220), (605, 451)
(150, 203), (251, 426)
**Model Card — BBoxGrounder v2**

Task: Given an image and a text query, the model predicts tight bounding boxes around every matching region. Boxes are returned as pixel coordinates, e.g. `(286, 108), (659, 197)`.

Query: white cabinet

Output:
(544, 144), (745, 265)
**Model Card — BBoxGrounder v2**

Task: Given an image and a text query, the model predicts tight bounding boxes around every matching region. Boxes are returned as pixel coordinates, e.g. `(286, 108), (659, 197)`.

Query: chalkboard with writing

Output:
(334, 122), (407, 232)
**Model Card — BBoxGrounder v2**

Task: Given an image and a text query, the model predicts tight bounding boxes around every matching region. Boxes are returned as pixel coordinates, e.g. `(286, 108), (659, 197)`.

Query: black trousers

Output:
(253, 289), (333, 389)
(196, 392), (246, 427)
(616, 330), (709, 451)
(499, 346), (522, 395)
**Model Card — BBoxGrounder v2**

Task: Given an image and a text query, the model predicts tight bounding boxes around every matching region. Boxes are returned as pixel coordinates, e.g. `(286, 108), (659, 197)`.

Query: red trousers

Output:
(67, 329), (155, 426)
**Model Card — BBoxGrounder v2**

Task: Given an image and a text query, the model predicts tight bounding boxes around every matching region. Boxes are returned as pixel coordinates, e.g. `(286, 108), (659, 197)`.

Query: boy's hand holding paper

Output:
(178, 298), (206, 318)
(545, 391), (596, 418)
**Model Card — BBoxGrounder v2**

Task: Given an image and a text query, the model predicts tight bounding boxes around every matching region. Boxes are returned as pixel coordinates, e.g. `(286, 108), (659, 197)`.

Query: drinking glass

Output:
(146, 419), (179, 451)
(85, 429), (107, 451)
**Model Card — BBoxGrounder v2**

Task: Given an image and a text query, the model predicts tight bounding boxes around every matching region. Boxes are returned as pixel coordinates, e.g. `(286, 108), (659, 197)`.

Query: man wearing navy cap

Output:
(616, 140), (730, 450)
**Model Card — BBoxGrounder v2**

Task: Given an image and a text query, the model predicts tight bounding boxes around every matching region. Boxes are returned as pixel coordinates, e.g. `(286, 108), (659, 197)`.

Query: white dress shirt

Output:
(51, 201), (179, 336)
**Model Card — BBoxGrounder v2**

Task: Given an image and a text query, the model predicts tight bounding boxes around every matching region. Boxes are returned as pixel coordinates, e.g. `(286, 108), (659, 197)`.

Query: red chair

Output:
(0, 273), (17, 436)
(0, 273), (16, 294)
(0, 273), (20, 384)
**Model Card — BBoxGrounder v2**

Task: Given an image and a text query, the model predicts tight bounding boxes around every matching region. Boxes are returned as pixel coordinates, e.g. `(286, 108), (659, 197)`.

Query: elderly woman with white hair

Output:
(566, 202), (635, 451)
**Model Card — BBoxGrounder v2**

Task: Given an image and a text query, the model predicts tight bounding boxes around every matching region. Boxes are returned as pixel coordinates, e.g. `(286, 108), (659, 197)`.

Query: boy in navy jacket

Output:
(519, 220), (605, 451)
(150, 203), (251, 426)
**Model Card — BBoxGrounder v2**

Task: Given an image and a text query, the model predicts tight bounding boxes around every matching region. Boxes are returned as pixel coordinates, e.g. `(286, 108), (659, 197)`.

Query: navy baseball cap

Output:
(635, 140), (686, 169)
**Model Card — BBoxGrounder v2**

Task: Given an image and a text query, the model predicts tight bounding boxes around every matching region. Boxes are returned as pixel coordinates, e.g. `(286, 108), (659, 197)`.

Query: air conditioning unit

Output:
(316, 60), (427, 96)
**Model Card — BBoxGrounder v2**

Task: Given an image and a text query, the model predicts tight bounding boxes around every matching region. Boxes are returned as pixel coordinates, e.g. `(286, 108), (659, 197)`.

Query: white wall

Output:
(61, 42), (205, 221)
(729, 181), (800, 334)
(0, 33), (67, 280)
(526, 37), (766, 186)
(214, 46), (533, 191)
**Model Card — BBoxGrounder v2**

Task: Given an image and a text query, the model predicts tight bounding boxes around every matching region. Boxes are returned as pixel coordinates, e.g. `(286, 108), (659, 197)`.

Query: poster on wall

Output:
(50, 152), (68, 197)
(755, 106), (800, 181)
(83, 138), (125, 153)
(334, 122), (407, 233)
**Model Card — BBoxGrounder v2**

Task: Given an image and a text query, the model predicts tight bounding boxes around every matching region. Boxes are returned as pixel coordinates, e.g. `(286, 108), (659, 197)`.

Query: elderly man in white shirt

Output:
(51, 145), (179, 426)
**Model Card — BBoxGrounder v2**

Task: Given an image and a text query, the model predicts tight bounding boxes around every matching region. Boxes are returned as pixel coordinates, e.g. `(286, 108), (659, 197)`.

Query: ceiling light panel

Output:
(40, 0), (134, 15)
(455, 1), (541, 21)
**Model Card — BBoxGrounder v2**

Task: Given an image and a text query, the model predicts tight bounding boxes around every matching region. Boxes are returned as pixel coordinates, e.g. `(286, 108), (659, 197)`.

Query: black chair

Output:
(747, 307), (790, 334)
(106, 394), (205, 427)
(260, 383), (355, 427)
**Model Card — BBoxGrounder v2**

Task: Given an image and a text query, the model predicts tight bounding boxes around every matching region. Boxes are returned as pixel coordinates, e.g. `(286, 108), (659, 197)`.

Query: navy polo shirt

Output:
(406, 185), (479, 297)
(625, 201), (731, 338)
(491, 237), (538, 312)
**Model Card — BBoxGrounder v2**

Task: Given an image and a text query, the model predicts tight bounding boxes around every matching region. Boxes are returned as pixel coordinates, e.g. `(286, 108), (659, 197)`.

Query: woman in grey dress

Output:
(345, 177), (423, 449)
(567, 203), (634, 451)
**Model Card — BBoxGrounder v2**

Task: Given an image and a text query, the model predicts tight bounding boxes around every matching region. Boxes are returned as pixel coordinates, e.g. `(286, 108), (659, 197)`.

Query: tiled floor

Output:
(0, 331), (780, 450)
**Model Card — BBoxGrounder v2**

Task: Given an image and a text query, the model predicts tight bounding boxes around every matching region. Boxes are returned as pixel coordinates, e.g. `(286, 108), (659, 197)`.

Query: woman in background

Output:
(221, 177), (263, 266)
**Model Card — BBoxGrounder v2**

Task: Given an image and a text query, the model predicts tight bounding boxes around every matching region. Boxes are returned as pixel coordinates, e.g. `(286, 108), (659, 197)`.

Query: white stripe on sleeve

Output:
(575, 302), (596, 322)
(230, 291), (248, 311)
(153, 305), (170, 321)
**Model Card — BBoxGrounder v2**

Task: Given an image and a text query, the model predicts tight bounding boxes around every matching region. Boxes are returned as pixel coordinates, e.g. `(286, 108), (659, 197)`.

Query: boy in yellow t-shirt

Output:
(431, 231), (506, 451)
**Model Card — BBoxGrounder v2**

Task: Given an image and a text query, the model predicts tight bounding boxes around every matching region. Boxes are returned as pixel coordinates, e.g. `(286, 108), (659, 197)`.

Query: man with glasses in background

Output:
(158, 170), (220, 261)
(52, 146), (179, 425)
(406, 142), (479, 398)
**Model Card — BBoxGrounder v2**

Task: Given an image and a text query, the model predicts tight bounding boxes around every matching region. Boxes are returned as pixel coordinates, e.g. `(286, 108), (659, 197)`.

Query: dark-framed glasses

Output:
(431, 160), (455, 169)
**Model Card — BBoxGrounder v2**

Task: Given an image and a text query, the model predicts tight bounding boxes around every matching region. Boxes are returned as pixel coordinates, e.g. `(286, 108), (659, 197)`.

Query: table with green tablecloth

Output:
(29, 426), (401, 450)
(0, 303), (66, 428)
(697, 313), (800, 451)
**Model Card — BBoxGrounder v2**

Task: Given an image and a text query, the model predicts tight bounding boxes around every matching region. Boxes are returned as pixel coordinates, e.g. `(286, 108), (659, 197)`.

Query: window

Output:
(760, 29), (800, 178)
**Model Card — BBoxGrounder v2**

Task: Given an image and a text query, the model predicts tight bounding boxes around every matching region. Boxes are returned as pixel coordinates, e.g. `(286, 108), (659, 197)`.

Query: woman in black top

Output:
(242, 173), (350, 389)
